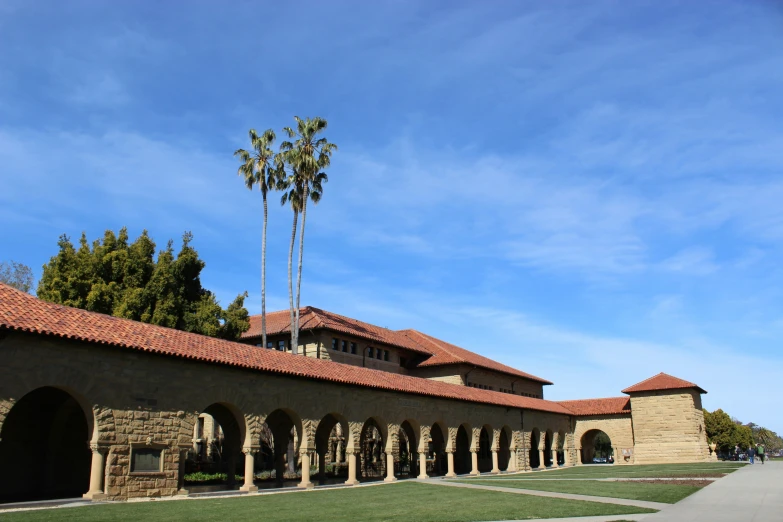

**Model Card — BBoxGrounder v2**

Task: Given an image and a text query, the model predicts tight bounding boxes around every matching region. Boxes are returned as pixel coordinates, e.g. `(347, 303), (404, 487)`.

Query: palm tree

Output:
(278, 176), (303, 354)
(234, 128), (277, 351)
(279, 117), (336, 354)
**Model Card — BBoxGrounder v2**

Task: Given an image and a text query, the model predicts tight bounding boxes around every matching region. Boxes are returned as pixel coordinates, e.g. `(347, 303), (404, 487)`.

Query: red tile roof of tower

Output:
(621, 372), (707, 394)
(0, 283), (569, 414)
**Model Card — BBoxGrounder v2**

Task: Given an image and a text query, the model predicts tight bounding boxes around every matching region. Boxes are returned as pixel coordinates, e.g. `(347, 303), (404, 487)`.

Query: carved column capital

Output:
(243, 447), (259, 457)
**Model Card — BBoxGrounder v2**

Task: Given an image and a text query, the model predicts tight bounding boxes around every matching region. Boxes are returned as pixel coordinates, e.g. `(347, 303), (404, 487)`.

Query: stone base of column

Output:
(469, 471), (480, 476)
(344, 479), (360, 486)
(444, 472), (457, 478)
(383, 476), (398, 483)
(417, 474), (428, 480)
(297, 481), (314, 489)
(240, 485), (258, 493)
(177, 488), (189, 496)
(82, 491), (106, 501)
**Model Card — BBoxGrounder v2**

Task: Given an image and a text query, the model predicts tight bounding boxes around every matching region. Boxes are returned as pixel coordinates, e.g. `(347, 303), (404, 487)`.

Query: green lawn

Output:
(485, 462), (744, 480)
(456, 479), (701, 504)
(0, 482), (655, 522)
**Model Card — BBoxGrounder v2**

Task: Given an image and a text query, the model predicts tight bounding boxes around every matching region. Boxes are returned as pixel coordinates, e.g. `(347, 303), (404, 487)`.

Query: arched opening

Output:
(0, 387), (92, 503)
(315, 413), (349, 485)
(580, 429), (613, 464)
(529, 428), (540, 469)
(428, 423), (447, 476)
(544, 430), (553, 467)
(185, 402), (245, 492)
(397, 420), (418, 479)
(454, 424), (472, 475)
(262, 409), (303, 487)
(498, 427), (512, 471)
(359, 418), (386, 480)
(477, 426), (492, 473)
(557, 430), (567, 466)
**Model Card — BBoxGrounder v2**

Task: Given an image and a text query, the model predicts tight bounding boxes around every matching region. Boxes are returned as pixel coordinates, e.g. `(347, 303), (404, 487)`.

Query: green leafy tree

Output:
(37, 228), (249, 340)
(235, 129), (278, 351)
(704, 409), (754, 452)
(278, 116), (336, 353)
(0, 260), (35, 293)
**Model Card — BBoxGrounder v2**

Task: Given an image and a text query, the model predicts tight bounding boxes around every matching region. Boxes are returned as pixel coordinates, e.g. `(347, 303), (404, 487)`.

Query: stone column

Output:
(509, 449), (517, 472)
(563, 446), (571, 467)
(445, 450), (456, 477)
(240, 448), (258, 492)
(345, 450), (359, 485)
(384, 452), (397, 482)
(538, 449), (545, 469)
(551, 449), (559, 468)
(83, 443), (107, 500)
(418, 452), (428, 479)
(336, 441), (343, 463)
(470, 450), (479, 476)
(298, 450), (314, 489)
(575, 447), (583, 465)
(177, 448), (189, 495)
(491, 450), (500, 474)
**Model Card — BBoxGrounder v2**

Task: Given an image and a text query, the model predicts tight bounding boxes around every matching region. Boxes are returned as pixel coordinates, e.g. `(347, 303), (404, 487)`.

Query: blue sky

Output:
(1, 1), (782, 433)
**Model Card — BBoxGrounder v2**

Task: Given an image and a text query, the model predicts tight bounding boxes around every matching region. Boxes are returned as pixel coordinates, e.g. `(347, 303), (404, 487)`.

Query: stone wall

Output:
(573, 414), (635, 465)
(0, 332), (567, 501)
(629, 390), (712, 464)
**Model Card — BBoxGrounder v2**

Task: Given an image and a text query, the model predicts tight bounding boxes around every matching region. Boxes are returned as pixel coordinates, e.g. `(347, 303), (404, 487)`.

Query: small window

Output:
(277, 340), (286, 351)
(400, 357), (407, 367)
(383, 350), (389, 362)
(256, 343), (262, 348)
(332, 338), (338, 350)
(350, 342), (357, 354)
(341, 340), (348, 352)
(131, 448), (162, 472)
(368, 347), (374, 359)
(376, 348), (382, 359)
(267, 341), (274, 349)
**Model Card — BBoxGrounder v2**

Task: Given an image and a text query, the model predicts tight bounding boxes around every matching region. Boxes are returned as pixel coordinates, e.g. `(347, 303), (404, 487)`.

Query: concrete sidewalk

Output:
(641, 461), (782, 521)
(431, 479), (667, 511)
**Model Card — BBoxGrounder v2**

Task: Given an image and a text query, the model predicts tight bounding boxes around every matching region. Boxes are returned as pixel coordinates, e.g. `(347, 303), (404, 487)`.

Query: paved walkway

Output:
(641, 461), (782, 521)
(431, 479), (668, 511)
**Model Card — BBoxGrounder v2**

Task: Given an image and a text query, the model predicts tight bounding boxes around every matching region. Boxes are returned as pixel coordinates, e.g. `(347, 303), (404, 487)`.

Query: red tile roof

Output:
(557, 397), (631, 416)
(244, 309), (552, 384)
(0, 283), (570, 415)
(400, 329), (553, 384)
(244, 307), (431, 355)
(621, 372), (707, 394)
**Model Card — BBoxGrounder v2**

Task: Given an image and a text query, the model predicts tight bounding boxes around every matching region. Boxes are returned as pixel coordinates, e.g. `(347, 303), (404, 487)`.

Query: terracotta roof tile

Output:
(400, 329), (553, 384)
(0, 283), (570, 415)
(621, 372), (707, 394)
(557, 397), (631, 416)
(243, 308), (432, 356)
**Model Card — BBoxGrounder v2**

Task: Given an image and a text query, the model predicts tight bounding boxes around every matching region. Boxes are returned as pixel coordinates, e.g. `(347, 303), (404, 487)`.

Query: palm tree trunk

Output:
(294, 184), (309, 356)
(261, 192), (268, 351)
(288, 210), (299, 354)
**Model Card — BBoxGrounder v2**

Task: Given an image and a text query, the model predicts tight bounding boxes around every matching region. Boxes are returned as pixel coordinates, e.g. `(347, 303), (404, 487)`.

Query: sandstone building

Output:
(0, 283), (714, 503)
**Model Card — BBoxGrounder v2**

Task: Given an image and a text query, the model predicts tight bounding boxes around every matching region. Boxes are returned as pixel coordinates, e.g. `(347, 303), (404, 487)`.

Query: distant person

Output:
(757, 443), (765, 465)
(735, 445), (740, 461)
(748, 444), (755, 464)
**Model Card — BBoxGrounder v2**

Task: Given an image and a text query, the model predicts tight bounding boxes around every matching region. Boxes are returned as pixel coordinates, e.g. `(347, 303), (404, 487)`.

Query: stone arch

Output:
(579, 428), (614, 464)
(261, 408), (304, 486)
(529, 427), (541, 469)
(544, 429), (554, 467)
(556, 429), (568, 466)
(0, 386), (93, 502)
(477, 424), (493, 473)
(429, 422), (448, 476)
(398, 420), (419, 477)
(188, 401), (248, 489)
(454, 422), (472, 475)
(314, 412), (349, 485)
(358, 416), (388, 480)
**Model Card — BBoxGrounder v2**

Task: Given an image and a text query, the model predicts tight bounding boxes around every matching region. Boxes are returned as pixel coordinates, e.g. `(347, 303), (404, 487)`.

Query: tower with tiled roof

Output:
(621, 372), (714, 464)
